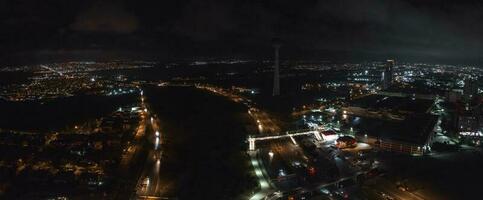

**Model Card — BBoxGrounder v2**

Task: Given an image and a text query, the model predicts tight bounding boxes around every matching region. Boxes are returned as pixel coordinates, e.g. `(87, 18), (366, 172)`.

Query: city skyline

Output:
(0, 1), (482, 200)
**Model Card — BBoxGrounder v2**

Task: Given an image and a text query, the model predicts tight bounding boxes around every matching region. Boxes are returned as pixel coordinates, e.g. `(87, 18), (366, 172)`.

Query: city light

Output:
(1, 10), (482, 199)
(155, 137), (159, 150)
(278, 169), (286, 177)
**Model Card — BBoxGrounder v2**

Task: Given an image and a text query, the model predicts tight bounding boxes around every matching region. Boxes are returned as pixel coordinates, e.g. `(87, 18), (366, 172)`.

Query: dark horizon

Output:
(2, 47), (482, 67)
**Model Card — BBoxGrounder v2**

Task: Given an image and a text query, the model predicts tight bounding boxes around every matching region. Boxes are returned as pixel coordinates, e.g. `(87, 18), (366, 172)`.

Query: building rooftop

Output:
(351, 94), (434, 114)
(352, 114), (438, 145)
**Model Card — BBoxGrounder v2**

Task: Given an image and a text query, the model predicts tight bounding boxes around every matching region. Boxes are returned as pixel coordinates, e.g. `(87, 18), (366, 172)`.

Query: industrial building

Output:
(353, 114), (438, 155)
(344, 94), (438, 155)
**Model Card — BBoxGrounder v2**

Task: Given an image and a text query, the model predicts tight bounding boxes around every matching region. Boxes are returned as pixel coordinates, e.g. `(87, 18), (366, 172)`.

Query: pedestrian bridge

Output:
(248, 129), (322, 151)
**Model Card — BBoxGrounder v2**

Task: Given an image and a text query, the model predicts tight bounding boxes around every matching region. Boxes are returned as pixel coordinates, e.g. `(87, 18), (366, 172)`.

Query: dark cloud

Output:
(2, 0), (483, 63)
(70, 1), (138, 33)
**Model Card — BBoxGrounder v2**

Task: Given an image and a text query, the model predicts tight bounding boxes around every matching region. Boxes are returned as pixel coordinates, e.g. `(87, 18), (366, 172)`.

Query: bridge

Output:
(248, 129), (323, 151)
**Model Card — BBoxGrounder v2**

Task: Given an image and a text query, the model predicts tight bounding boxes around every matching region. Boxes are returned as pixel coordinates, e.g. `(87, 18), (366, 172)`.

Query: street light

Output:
(269, 151), (274, 163)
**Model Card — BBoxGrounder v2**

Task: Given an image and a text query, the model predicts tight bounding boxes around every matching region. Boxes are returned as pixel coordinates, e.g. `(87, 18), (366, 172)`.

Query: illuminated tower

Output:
(272, 39), (281, 96)
(382, 59), (395, 90)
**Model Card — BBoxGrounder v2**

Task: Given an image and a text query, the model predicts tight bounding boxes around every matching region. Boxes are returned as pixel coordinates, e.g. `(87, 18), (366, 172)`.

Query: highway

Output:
(124, 91), (169, 200)
(133, 114), (169, 199)
(249, 107), (280, 134)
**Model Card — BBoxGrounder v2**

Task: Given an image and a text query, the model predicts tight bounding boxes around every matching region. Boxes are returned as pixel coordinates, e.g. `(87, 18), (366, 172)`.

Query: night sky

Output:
(2, 0), (483, 63)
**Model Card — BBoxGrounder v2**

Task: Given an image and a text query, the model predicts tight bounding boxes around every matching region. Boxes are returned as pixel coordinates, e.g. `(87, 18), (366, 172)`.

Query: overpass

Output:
(248, 129), (323, 151)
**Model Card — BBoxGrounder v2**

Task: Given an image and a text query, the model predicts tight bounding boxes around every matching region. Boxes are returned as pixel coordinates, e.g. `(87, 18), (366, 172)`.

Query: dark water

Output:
(145, 86), (256, 199)
(0, 94), (137, 132)
(0, 71), (33, 85)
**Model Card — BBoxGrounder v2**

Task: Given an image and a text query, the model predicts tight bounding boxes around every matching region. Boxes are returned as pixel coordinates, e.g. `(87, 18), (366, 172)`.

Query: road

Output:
(248, 151), (274, 200)
(196, 84), (281, 134)
(123, 91), (170, 200)
(133, 114), (169, 199)
(249, 107), (280, 134)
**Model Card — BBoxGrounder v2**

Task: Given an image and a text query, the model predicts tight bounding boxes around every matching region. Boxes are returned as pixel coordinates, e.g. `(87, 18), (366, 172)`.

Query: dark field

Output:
(145, 86), (256, 199)
(379, 150), (483, 200)
(0, 94), (137, 132)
